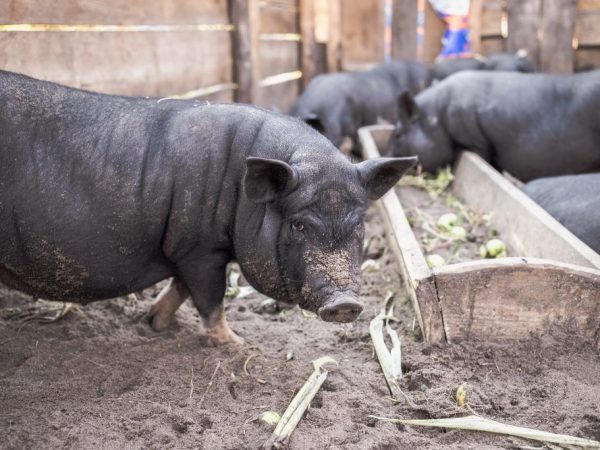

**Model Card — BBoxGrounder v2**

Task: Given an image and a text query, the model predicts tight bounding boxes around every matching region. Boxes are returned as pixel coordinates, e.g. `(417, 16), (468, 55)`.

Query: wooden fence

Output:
(0, 0), (303, 111)
(468, 0), (600, 73)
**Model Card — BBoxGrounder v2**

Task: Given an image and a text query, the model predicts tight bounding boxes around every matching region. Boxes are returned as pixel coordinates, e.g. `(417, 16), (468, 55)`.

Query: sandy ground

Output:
(1, 207), (599, 449)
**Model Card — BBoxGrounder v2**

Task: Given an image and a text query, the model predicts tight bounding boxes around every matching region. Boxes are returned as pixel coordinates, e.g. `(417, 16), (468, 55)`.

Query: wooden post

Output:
(392, 0), (418, 60)
(469, 0), (484, 54)
(299, 0), (317, 87)
(228, 0), (260, 103)
(539, 0), (577, 73)
(506, 0), (542, 69)
(327, 0), (341, 72)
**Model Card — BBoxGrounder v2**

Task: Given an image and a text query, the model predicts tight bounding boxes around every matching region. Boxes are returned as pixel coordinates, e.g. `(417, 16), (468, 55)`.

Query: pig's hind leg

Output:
(148, 278), (190, 331)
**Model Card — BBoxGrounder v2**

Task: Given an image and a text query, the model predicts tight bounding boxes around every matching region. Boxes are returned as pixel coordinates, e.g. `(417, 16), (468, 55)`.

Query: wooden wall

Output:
(340, 0), (385, 70)
(0, 0), (303, 111)
(255, 0), (301, 110)
(469, 0), (600, 72)
(0, 0), (234, 101)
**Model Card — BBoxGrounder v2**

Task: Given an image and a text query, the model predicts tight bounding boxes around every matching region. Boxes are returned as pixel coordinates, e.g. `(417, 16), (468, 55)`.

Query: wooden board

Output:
(259, 41), (300, 77)
(576, 11), (600, 46)
(359, 125), (600, 345)
(256, 80), (299, 112)
(506, 0), (541, 68)
(327, 0), (341, 72)
(391, 0), (417, 60)
(469, 0), (484, 54)
(453, 152), (600, 270)
(481, 36), (505, 53)
(421, 0), (444, 63)
(576, 47), (600, 70)
(481, 2), (504, 37)
(340, 0), (385, 66)
(0, 31), (232, 96)
(259, 0), (299, 33)
(229, 0), (257, 103)
(0, 0), (229, 24)
(435, 258), (600, 342)
(359, 126), (446, 343)
(540, 0), (577, 73)
(300, 0), (317, 87)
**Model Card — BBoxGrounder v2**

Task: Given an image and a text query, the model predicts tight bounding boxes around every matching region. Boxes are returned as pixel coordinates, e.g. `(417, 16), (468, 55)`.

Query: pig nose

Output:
(318, 296), (363, 323)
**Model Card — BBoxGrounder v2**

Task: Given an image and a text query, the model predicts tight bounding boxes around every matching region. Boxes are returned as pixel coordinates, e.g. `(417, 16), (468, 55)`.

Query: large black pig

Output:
(0, 70), (416, 345)
(290, 60), (431, 152)
(387, 70), (600, 181)
(523, 173), (600, 254)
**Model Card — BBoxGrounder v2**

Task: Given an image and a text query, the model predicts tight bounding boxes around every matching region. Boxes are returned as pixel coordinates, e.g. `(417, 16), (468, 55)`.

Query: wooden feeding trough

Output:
(359, 125), (600, 345)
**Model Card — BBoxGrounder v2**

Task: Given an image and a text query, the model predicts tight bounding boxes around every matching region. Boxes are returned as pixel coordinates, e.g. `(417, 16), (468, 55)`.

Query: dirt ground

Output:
(1, 207), (599, 449)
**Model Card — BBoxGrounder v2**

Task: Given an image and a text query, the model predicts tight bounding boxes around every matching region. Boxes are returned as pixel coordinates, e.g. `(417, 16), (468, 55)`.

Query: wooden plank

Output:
(327, 0), (341, 72)
(506, 0), (541, 68)
(540, 0), (577, 73)
(422, 0), (445, 63)
(259, 41), (300, 76)
(576, 47), (600, 71)
(391, 0), (417, 60)
(576, 11), (600, 46)
(228, 0), (259, 103)
(578, 0), (600, 10)
(469, 0), (484, 54)
(359, 125), (446, 344)
(481, 36), (506, 53)
(0, 31), (232, 97)
(256, 80), (299, 112)
(0, 0), (228, 25)
(481, 5), (504, 37)
(340, 0), (385, 66)
(435, 258), (600, 342)
(300, 0), (317, 87)
(259, 0), (299, 33)
(452, 152), (600, 270)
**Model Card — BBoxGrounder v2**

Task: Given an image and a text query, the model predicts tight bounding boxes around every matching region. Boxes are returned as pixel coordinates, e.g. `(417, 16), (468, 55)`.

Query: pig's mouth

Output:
(317, 294), (363, 323)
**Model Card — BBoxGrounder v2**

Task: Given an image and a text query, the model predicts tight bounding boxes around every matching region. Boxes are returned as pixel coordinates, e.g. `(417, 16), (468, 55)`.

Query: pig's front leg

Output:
(179, 257), (244, 346)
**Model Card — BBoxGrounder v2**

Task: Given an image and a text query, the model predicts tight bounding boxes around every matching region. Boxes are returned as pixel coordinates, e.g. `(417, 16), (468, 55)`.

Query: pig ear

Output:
(244, 157), (299, 203)
(397, 90), (419, 123)
(303, 114), (324, 133)
(356, 157), (418, 200)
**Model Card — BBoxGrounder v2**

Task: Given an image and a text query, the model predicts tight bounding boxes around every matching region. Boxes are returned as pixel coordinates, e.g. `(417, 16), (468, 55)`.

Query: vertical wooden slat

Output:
(392, 0), (417, 59)
(327, 0), (341, 72)
(422, 0), (445, 63)
(469, 0), (484, 54)
(300, 0), (317, 86)
(506, 0), (542, 68)
(228, 0), (259, 103)
(539, 0), (577, 73)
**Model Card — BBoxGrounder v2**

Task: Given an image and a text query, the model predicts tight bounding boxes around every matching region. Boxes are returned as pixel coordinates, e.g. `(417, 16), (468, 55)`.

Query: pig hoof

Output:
(203, 329), (245, 346)
(147, 305), (174, 332)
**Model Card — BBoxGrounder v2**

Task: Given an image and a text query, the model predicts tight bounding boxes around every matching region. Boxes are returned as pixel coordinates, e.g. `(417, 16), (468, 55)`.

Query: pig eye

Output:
(291, 221), (304, 232)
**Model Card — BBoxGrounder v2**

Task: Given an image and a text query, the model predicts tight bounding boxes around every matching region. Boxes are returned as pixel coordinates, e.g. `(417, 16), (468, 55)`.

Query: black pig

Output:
(0, 70), (416, 345)
(387, 70), (600, 181)
(290, 60), (431, 152)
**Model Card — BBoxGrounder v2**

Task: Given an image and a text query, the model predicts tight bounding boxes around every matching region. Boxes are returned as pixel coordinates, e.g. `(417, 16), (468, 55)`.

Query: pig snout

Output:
(318, 294), (363, 323)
